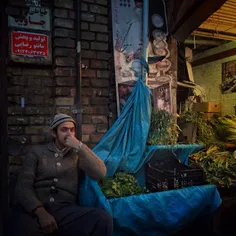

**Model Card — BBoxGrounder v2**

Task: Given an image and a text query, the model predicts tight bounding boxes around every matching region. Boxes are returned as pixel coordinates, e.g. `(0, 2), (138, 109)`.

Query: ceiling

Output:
(192, 0), (236, 41)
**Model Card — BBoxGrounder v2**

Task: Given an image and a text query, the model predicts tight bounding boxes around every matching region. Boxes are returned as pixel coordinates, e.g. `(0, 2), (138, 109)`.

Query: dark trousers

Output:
(9, 203), (113, 236)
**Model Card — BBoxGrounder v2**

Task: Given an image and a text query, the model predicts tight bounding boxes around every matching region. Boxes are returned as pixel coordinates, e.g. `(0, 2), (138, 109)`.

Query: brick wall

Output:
(80, 0), (116, 148)
(6, 0), (116, 149)
(193, 42), (236, 115)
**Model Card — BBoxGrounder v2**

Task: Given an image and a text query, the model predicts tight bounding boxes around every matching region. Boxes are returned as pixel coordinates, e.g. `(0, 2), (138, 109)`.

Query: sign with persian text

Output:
(8, 7), (50, 31)
(25, 0), (41, 8)
(10, 30), (51, 64)
(12, 31), (48, 57)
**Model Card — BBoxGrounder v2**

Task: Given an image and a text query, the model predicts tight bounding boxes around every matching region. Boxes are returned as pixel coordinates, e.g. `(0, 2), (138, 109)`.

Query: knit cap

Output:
(50, 113), (76, 129)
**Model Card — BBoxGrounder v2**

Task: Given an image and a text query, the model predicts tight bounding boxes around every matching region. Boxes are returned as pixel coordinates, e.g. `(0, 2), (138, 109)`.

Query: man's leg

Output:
(8, 206), (46, 236)
(48, 203), (112, 236)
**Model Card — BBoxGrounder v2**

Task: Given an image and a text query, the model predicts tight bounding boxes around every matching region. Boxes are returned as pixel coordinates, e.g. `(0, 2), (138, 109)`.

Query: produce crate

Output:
(146, 150), (204, 192)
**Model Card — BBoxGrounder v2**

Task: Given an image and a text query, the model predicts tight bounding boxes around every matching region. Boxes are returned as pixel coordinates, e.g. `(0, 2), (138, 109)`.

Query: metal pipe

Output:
(142, 0), (149, 82)
(185, 39), (223, 46)
(75, 0), (82, 140)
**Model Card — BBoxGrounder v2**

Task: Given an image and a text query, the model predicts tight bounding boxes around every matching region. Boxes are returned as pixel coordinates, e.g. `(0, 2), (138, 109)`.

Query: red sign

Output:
(11, 31), (48, 57)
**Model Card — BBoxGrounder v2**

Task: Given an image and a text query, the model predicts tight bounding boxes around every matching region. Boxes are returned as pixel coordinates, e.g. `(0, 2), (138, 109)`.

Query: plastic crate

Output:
(145, 150), (204, 192)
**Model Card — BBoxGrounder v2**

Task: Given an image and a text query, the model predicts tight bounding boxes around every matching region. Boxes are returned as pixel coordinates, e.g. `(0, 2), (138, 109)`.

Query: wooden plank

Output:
(168, 37), (178, 115)
(0, 0), (9, 235)
(171, 0), (227, 42)
(192, 48), (236, 67)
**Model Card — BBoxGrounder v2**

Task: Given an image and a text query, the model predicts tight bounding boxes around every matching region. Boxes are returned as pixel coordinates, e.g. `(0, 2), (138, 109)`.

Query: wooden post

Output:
(168, 37), (178, 115)
(0, 0), (9, 235)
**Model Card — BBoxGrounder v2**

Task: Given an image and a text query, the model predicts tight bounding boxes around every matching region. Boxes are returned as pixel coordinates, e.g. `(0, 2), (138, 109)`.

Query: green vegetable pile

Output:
(211, 115), (236, 143)
(180, 111), (224, 148)
(99, 172), (146, 199)
(147, 109), (180, 145)
(190, 146), (236, 188)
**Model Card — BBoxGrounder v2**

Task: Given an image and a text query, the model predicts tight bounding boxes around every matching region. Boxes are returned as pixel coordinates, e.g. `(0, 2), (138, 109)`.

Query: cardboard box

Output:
(193, 102), (221, 113)
(203, 113), (220, 120)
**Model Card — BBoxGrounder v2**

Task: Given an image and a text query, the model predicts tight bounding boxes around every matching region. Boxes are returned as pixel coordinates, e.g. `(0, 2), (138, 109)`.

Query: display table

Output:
(79, 144), (222, 236)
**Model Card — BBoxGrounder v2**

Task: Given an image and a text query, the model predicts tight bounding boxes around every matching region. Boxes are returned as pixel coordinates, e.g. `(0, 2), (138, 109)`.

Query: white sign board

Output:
(25, 0), (41, 7)
(8, 7), (50, 31)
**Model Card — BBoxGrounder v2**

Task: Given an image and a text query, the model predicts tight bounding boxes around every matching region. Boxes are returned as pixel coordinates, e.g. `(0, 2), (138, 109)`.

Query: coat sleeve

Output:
(15, 152), (43, 213)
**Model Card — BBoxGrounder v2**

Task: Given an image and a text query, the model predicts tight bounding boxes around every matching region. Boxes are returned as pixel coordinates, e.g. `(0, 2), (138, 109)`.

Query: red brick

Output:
(25, 126), (49, 134)
(56, 87), (71, 96)
(81, 3), (89, 11)
(81, 31), (95, 40)
(96, 0), (107, 6)
(96, 124), (108, 133)
(54, 48), (76, 57)
(90, 4), (107, 15)
(91, 79), (109, 87)
(91, 60), (108, 69)
(82, 124), (96, 133)
(91, 134), (104, 143)
(92, 115), (107, 124)
(83, 106), (97, 114)
(91, 97), (109, 105)
(56, 77), (75, 86)
(82, 97), (90, 105)
(82, 88), (95, 96)
(54, 38), (75, 48)
(82, 78), (90, 87)
(97, 70), (110, 78)
(96, 52), (110, 60)
(54, 68), (76, 77)
(55, 97), (74, 105)
(8, 126), (24, 135)
(95, 15), (108, 24)
(82, 115), (92, 123)
(82, 135), (90, 142)
(96, 33), (109, 42)
(94, 88), (109, 97)
(81, 22), (89, 30)
(82, 69), (96, 78)
(30, 116), (45, 125)
(10, 76), (26, 86)
(69, 10), (76, 19)
(97, 106), (109, 114)
(81, 12), (95, 22)
(7, 86), (24, 95)
(55, 57), (75, 67)
(54, 8), (68, 18)
(71, 88), (76, 96)
(8, 116), (29, 125)
(90, 24), (108, 33)
(54, 0), (74, 9)
(81, 50), (96, 59)
(91, 42), (108, 51)
(31, 136), (45, 143)
(81, 41), (90, 49)
(56, 107), (71, 114)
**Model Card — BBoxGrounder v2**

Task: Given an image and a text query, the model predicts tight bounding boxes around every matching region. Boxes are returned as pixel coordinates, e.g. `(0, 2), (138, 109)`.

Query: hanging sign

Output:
(11, 31), (48, 57)
(8, 7), (50, 31)
(10, 30), (51, 64)
(111, 0), (143, 114)
(25, 0), (41, 7)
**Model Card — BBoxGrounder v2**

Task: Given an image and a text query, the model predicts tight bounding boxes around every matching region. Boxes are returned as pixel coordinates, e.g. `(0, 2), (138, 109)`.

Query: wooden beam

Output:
(192, 48), (236, 67)
(0, 0), (9, 235)
(171, 0), (227, 42)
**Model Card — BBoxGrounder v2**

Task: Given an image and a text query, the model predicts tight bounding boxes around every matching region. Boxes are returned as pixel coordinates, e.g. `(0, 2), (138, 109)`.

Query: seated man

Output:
(10, 113), (112, 236)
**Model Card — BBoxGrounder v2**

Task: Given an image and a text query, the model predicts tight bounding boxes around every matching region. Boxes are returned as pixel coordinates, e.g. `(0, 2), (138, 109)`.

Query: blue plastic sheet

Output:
(78, 79), (222, 235)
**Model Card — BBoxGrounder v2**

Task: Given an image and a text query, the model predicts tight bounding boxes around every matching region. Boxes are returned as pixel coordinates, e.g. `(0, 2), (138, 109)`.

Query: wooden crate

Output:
(193, 102), (221, 113)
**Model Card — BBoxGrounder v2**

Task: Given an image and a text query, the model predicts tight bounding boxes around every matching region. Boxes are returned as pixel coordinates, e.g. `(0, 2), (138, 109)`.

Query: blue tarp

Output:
(78, 79), (222, 235)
